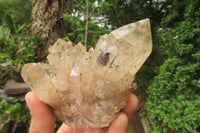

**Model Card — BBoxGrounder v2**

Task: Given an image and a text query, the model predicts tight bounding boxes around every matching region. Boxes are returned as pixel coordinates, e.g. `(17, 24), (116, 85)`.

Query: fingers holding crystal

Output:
(122, 94), (138, 119)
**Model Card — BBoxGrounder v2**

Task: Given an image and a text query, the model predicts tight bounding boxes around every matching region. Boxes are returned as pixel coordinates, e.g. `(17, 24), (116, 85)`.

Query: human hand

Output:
(25, 91), (138, 133)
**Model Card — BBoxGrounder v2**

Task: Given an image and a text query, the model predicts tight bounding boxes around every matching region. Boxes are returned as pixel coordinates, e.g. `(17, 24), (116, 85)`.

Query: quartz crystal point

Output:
(21, 19), (153, 129)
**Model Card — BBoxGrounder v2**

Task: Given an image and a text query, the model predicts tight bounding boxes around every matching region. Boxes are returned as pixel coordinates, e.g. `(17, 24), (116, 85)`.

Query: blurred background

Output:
(0, 0), (199, 133)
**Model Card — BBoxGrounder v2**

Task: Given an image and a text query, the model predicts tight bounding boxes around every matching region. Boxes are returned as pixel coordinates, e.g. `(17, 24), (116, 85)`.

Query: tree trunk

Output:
(31, 0), (75, 60)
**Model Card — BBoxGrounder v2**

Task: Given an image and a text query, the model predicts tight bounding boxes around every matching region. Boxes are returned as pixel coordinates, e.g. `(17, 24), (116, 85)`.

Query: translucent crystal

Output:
(21, 19), (153, 129)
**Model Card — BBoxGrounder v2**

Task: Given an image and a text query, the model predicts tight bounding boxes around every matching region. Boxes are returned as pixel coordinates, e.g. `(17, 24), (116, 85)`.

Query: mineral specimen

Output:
(21, 18), (153, 129)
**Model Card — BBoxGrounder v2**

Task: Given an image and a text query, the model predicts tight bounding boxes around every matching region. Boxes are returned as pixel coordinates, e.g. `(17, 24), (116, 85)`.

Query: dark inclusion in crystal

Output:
(97, 52), (110, 66)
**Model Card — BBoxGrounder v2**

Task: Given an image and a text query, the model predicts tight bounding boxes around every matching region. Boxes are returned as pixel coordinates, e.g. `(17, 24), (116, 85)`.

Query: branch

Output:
(84, 0), (89, 48)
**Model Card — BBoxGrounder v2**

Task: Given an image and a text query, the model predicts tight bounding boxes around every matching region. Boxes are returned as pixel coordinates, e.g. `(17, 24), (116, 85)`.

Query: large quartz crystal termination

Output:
(21, 19), (152, 129)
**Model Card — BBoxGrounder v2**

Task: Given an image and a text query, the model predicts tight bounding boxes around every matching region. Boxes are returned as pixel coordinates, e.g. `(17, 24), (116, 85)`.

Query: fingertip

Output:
(25, 91), (51, 112)
(108, 112), (129, 133)
(25, 91), (32, 99)
(57, 123), (73, 133)
(25, 91), (56, 133)
(130, 93), (139, 108)
(117, 112), (129, 125)
(25, 91), (33, 103)
(123, 93), (138, 119)
(25, 91), (35, 110)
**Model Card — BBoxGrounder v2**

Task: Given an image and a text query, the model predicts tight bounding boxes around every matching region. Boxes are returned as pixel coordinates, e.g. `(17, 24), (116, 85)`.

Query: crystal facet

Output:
(21, 19), (153, 129)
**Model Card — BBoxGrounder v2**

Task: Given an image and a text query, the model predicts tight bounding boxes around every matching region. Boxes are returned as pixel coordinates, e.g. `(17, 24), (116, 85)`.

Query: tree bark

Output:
(31, 0), (76, 60)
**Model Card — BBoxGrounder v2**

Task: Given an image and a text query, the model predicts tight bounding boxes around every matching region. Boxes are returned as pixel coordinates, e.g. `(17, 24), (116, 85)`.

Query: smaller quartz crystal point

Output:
(21, 18), (153, 129)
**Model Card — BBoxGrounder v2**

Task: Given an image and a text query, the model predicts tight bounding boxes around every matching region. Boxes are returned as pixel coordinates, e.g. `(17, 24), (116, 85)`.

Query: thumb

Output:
(25, 91), (56, 133)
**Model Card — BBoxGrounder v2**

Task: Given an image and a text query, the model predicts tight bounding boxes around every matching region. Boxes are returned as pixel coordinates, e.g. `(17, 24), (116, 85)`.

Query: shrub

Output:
(0, 98), (31, 133)
(0, 24), (39, 84)
(145, 0), (200, 132)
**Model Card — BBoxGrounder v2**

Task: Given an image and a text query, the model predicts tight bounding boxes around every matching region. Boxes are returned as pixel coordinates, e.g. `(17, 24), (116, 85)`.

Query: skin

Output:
(25, 91), (138, 133)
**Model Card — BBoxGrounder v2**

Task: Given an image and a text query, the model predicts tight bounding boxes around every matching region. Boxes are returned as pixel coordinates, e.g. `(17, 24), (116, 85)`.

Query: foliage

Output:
(0, 2), (33, 132)
(61, 1), (110, 49)
(0, 24), (39, 84)
(0, 0), (37, 85)
(0, 98), (30, 133)
(145, 0), (200, 132)
(0, 0), (31, 32)
(95, 0), (166, 29)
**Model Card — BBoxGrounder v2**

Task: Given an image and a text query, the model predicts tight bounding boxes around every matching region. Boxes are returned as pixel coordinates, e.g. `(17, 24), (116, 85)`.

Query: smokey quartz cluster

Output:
(21, 19), (153, 129)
